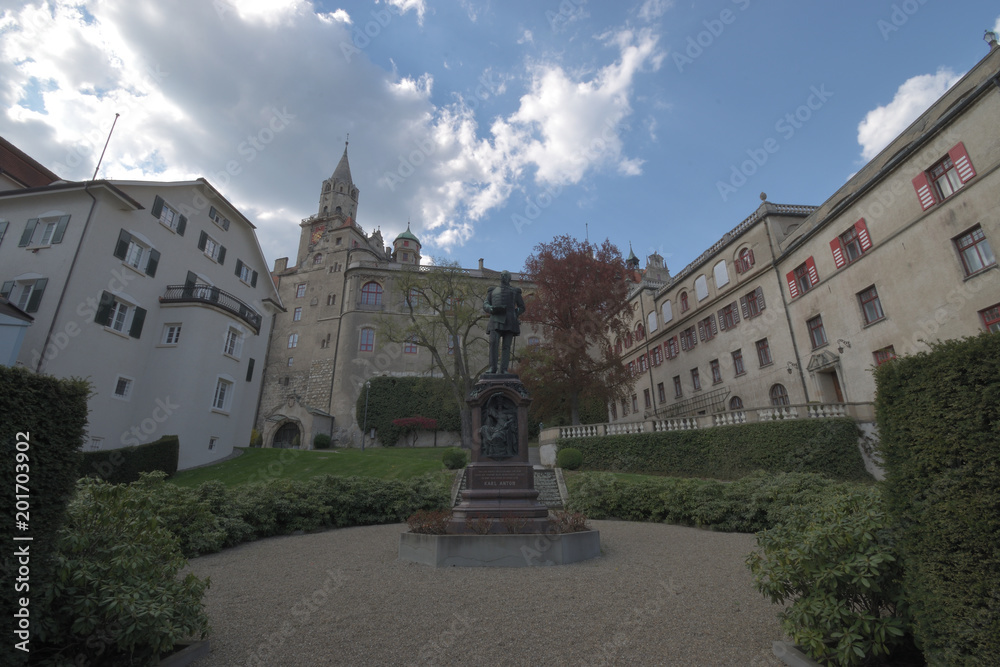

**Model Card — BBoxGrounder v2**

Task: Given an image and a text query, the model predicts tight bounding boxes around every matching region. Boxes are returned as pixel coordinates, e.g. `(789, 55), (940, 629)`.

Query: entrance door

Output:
(816, 370), (845, 403)
(273, 422), (301, 448)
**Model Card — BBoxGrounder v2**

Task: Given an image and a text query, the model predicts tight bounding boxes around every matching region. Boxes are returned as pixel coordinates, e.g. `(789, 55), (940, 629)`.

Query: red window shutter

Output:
(755, 286), (765, 312)
(710, 314), (718, 336)
(717, 307), (727, 331)
(948, 142), (976, 183)
(830, 237), (846, 268)
(697, 321), (706, 341)
(786, 270), (800, 299)
(731, 301), (740, 324)
(734, 258), (744, 274)
(748, 249), (755, 267)
(806, 257), (819, 286)
(740, 296), (749, 319)
(912, 172), (937, 211)
(855, 218), (872, 252)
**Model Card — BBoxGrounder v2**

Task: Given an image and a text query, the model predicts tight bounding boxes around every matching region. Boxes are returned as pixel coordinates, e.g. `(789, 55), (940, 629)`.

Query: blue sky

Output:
(2, 0), (999, 276)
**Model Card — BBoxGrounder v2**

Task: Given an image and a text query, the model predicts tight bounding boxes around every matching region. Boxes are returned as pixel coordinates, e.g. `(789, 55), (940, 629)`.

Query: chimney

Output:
(274, 257), (288, 272)
(479, 258), (484, 271)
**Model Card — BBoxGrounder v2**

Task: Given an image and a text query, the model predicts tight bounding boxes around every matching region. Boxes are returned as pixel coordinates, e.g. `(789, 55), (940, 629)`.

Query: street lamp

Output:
(985, 29), (998, 50)
(361, 380), (371, 451)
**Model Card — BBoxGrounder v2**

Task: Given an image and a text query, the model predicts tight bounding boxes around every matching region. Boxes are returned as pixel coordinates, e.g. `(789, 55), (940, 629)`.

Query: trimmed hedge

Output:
(560, 418), (869, 481)
(80, 434), (179, 484)
(875, 333), (1000, 664)
(355, 376), (461, 446)
(0, 367), (88, 667)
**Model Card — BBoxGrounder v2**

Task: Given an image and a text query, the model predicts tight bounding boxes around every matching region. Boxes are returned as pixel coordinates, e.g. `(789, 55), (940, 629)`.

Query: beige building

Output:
(0, 163), (283, 469)
(611, 42), (1000, 428)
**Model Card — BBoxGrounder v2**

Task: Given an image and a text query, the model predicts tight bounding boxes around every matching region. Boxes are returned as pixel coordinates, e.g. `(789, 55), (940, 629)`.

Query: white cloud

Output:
(321, 9), (351, 24)
(638, 0), (672, 22)
(379, 0), (426, 25)
(518, 29), (534, 45)
(857, 67), (963, 161)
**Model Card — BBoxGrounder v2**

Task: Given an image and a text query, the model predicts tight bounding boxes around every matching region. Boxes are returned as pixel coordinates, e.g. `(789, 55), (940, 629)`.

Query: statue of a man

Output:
(483, 270), (525, 374)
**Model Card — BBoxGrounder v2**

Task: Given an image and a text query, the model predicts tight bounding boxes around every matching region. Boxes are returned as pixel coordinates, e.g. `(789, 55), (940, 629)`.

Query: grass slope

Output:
(169, 447), (460, 488)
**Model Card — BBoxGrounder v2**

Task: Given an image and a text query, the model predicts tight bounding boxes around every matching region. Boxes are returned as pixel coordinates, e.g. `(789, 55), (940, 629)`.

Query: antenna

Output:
(585, 222), (589, 243)
(91, 113), (120, 181)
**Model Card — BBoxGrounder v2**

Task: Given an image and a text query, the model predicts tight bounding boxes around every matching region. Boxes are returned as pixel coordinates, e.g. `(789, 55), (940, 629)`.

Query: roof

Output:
(394, 222), (421, 245)
(331, 143), (353, 185)
(0, 136), (60, 189)
(0, 296), (34, 324)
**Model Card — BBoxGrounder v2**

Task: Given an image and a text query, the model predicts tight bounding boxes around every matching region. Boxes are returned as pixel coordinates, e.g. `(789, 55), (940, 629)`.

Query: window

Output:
(831, 219), (872, 268)
(287, 333), (298, 349)
(665, 336), (679, 359)
(335, 236), (342, 246)
(209, 437), (219, 451)
(287, 357), (294, 366)
(695, 275), (709, 301)
(740, 287), (765, 319)
(710, 359), (722, 384)
(213, 378), (233, 412)
(980, 304), (1000, 333)
(94, 291), (146, 338)
(327, 294), (336, 306)
(912, 142), (976, 210)
(680, 326), (697, 351)
(360, 281), (383, 305)
(625, 332), (633, 348)
(18, 215), (69, 247)
(313, 253), (323, 265)
(697, 315), (717, 342)
(621, 399), (629, 417)
(635, 323), (645, 341)
(235, 259), (259, 287)
(404, 335), (418, 354)
(224, 327), (244, 358)
(527, 336), (540, 346)
(729, 396), (743, 410)
(0, 220), (7, 248)
(296, 284), (307, 298)
(807, 315), (827, 349)
(359, 328), (375, 351)
(732, 349), (745, 376)
(647, 311), (658, 334)
(955, 225), (996, 276)
(718, 302), (740, 331)
(209, 206), (230, 231)
(673, 376), (683, 398)
(661, 300), (673, 323)
(858, 286), (885, 325)
(628, 361), (635, 375)
(735, 248), (755, 274)
(769, 384), (789, 406)
(756, 338), (772, 367)
(610, 403), (618, 420)
(615, 338), (623, 354)
(644, 389), (651, 409)
(691, 368), (701, 391)
(713, 260), (729, 288)
(657, 382), (666, 403)
(113, 230), (160, 276)
(873, 346), (897, 366)
(293, 307), (302, 321)
(162, 324), (182, 345)
(680, 291), (689, 312)
(637, 354), (648, 372)
(1, 278), (48, 314)
(152, 196), (186, 235)
(198, 231), (226, 264)
(651, 346), (663, 366)
(786, 258), (819, 298)
(246, 358), (255, 382)
(631, 395), (638, 413)
(113, 376), (133, 400)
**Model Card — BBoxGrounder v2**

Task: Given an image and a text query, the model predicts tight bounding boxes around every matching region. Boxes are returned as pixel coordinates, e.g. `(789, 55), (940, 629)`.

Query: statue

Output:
(483, 270), (525, 375)
(479, 395), (518, 459)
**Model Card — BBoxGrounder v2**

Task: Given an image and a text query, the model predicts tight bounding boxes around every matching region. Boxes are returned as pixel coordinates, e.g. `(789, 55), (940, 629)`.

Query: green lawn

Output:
(169, 447), (461, 488)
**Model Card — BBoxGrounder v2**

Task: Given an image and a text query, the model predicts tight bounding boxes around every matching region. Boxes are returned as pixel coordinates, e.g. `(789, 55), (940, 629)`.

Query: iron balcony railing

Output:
(160, 284), (262, 332)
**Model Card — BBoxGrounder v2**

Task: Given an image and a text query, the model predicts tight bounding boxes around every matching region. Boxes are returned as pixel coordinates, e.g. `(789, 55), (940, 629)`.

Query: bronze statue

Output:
(483, 270), (525, 375)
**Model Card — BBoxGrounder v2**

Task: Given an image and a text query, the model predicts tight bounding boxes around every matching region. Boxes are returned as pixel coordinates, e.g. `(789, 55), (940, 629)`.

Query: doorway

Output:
(273, 422), (301, 449)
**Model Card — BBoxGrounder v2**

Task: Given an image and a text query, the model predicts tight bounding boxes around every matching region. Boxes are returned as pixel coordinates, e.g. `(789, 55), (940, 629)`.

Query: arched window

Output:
(713, 260), (729, 288)
(527, 336), (540, 346)
(729, 396), (743, 410)
(360, 281), (383, 305)
(615, 338), (623, 354)
(680, 291), (689, 312)
(769, 384), (789, 406)
(661, 300), (673, 323)
(635, 322), (645, 341)
(359, 328), (375, 351)
(737, 247), (755, 273)
(647, 311), (658, 334)
(625, 332), (634, 348)
(324, 183), (332, 193)
(323, 206), (328, 214)
(313, 253), (323, 265)
(335, 206), (342, 214)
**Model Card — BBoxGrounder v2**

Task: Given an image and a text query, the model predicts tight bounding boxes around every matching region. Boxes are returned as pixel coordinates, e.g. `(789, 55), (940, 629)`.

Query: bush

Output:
(313, 433), (332, 449)
(556, 447), (583, 470)
(407, 509), (451, 534)
(33, 477), (209, 666)
(875, 333), (1000, 663)
(562, 418), (869, 481)
(746, 486), (911, 666)
(442, 448), (468, 470)
(355, 376), (462, 446)
(249, 428), (263, 448)
(80, 434), (180, 484)
(131, 472), (227, 556)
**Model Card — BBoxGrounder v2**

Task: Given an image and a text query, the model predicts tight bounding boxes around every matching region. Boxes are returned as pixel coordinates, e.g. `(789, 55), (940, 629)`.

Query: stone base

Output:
(399, 530), (601, 567)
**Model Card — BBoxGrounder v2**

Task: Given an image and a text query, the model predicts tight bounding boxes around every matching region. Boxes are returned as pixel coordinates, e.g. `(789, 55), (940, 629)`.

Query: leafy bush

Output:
(249, 428), (263, 448)
(355, 376), (461, 446)
(875, 333), (1000, 663)
(550, 510), (590, 533)
(746, 486), (911, 666)
(442, 448), (468, 470)
(131, 472), (227, 556)
(313, 433), (332, 449)
(562, 418), (869, 481)
(80, 434), (180, 484)
(407, 509), (451, 534)
(556, 447), (583, 470)
(33, 477), (209, 666)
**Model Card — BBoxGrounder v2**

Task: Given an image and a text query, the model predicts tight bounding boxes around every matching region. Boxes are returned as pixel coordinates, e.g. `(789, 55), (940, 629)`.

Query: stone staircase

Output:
(453, 467), (564, 509)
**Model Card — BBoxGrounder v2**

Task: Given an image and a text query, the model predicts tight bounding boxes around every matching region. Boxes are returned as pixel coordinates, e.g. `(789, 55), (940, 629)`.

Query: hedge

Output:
(0, 367), (89, 667)
(79, 434), (180, 484)
(560, 418), (869, 481)
(875, 333), (1000, 663)
(355, 376), (461, 446)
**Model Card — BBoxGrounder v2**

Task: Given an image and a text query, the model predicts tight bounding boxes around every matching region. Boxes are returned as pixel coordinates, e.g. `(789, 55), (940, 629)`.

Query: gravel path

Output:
(186, 520), (788, 666)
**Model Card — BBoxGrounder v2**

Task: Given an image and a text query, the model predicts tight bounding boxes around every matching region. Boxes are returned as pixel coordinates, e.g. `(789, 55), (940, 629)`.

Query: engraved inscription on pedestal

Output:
(480, 394), (518, 460)
(467, 466), (532, 490)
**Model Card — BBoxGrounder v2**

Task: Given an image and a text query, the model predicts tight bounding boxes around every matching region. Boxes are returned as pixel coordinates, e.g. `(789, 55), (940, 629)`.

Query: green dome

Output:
(394, 223), (420, 246)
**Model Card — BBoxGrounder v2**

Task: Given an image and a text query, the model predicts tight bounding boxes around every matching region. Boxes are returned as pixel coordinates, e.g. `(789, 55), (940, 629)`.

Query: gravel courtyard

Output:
(186, 520), (788, 666)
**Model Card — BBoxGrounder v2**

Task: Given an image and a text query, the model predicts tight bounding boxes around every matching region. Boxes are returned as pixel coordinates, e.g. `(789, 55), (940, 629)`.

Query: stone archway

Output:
(272, 421), (301, 449)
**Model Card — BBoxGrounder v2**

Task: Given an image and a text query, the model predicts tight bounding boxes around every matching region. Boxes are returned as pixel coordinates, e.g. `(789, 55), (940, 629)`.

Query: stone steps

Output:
(454, 467), (564, 509)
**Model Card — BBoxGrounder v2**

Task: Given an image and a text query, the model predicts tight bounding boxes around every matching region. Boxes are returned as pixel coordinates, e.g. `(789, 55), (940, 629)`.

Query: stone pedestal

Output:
(448, 374), (550, 534)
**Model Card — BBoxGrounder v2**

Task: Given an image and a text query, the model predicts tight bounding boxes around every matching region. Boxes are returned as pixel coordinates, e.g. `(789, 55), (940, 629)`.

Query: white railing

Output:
(807, 403), (846, 418)
(606, 422), (645, 436)
(558, 424), (601, 439)
(652, 417), (699, 431)
(712, 411), (747, 426)
(757, 406), (799, 421)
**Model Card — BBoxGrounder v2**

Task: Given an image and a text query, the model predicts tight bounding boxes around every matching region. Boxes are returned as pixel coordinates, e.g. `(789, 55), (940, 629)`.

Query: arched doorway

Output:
(273, 422), (301, 449)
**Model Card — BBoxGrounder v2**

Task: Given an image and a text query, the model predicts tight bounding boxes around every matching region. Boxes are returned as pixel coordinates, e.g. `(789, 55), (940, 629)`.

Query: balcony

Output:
(160, 284), (263, 333)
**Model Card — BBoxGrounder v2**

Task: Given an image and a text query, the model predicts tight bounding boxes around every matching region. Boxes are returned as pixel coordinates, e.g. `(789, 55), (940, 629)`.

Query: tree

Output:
(518, 235), (635, 425)
(378, 260), (490, 447)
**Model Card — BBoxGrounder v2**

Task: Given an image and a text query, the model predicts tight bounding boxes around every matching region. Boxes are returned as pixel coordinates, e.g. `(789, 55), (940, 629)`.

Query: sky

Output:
(2, 0), (999, 276)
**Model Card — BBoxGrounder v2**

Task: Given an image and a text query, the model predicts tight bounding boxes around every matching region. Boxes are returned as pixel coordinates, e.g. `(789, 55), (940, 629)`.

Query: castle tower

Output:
(318, 142), (359, 222)
(393, 223), (422, 265)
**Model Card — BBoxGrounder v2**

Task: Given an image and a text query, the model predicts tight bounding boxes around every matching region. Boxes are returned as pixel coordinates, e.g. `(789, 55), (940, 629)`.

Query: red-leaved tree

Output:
(517, 235), (635, 425)
(391, 416), (439, 447)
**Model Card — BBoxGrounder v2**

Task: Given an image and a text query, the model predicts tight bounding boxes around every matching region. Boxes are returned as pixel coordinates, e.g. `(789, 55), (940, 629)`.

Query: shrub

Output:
(407, 509), (451, 534)
(551, 510), (590, 533)
(131, 472), (227, 557)
(355, 376), (461, 445)
(746, 486), (911, 666)
(249, 428), (263, 448)
(556, 447), (583, 470)
(313, 433), (332, 449)
(33, 477), (209, 666)
(875, 333), (1000, 663)
(80, 434), (180, 484)
(561, 418), (869, 481)
(442, 448), (468, 470)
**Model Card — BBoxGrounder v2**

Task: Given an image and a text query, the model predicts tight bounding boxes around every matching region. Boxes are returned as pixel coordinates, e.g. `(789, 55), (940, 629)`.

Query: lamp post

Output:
(361, 380), (371, 451)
